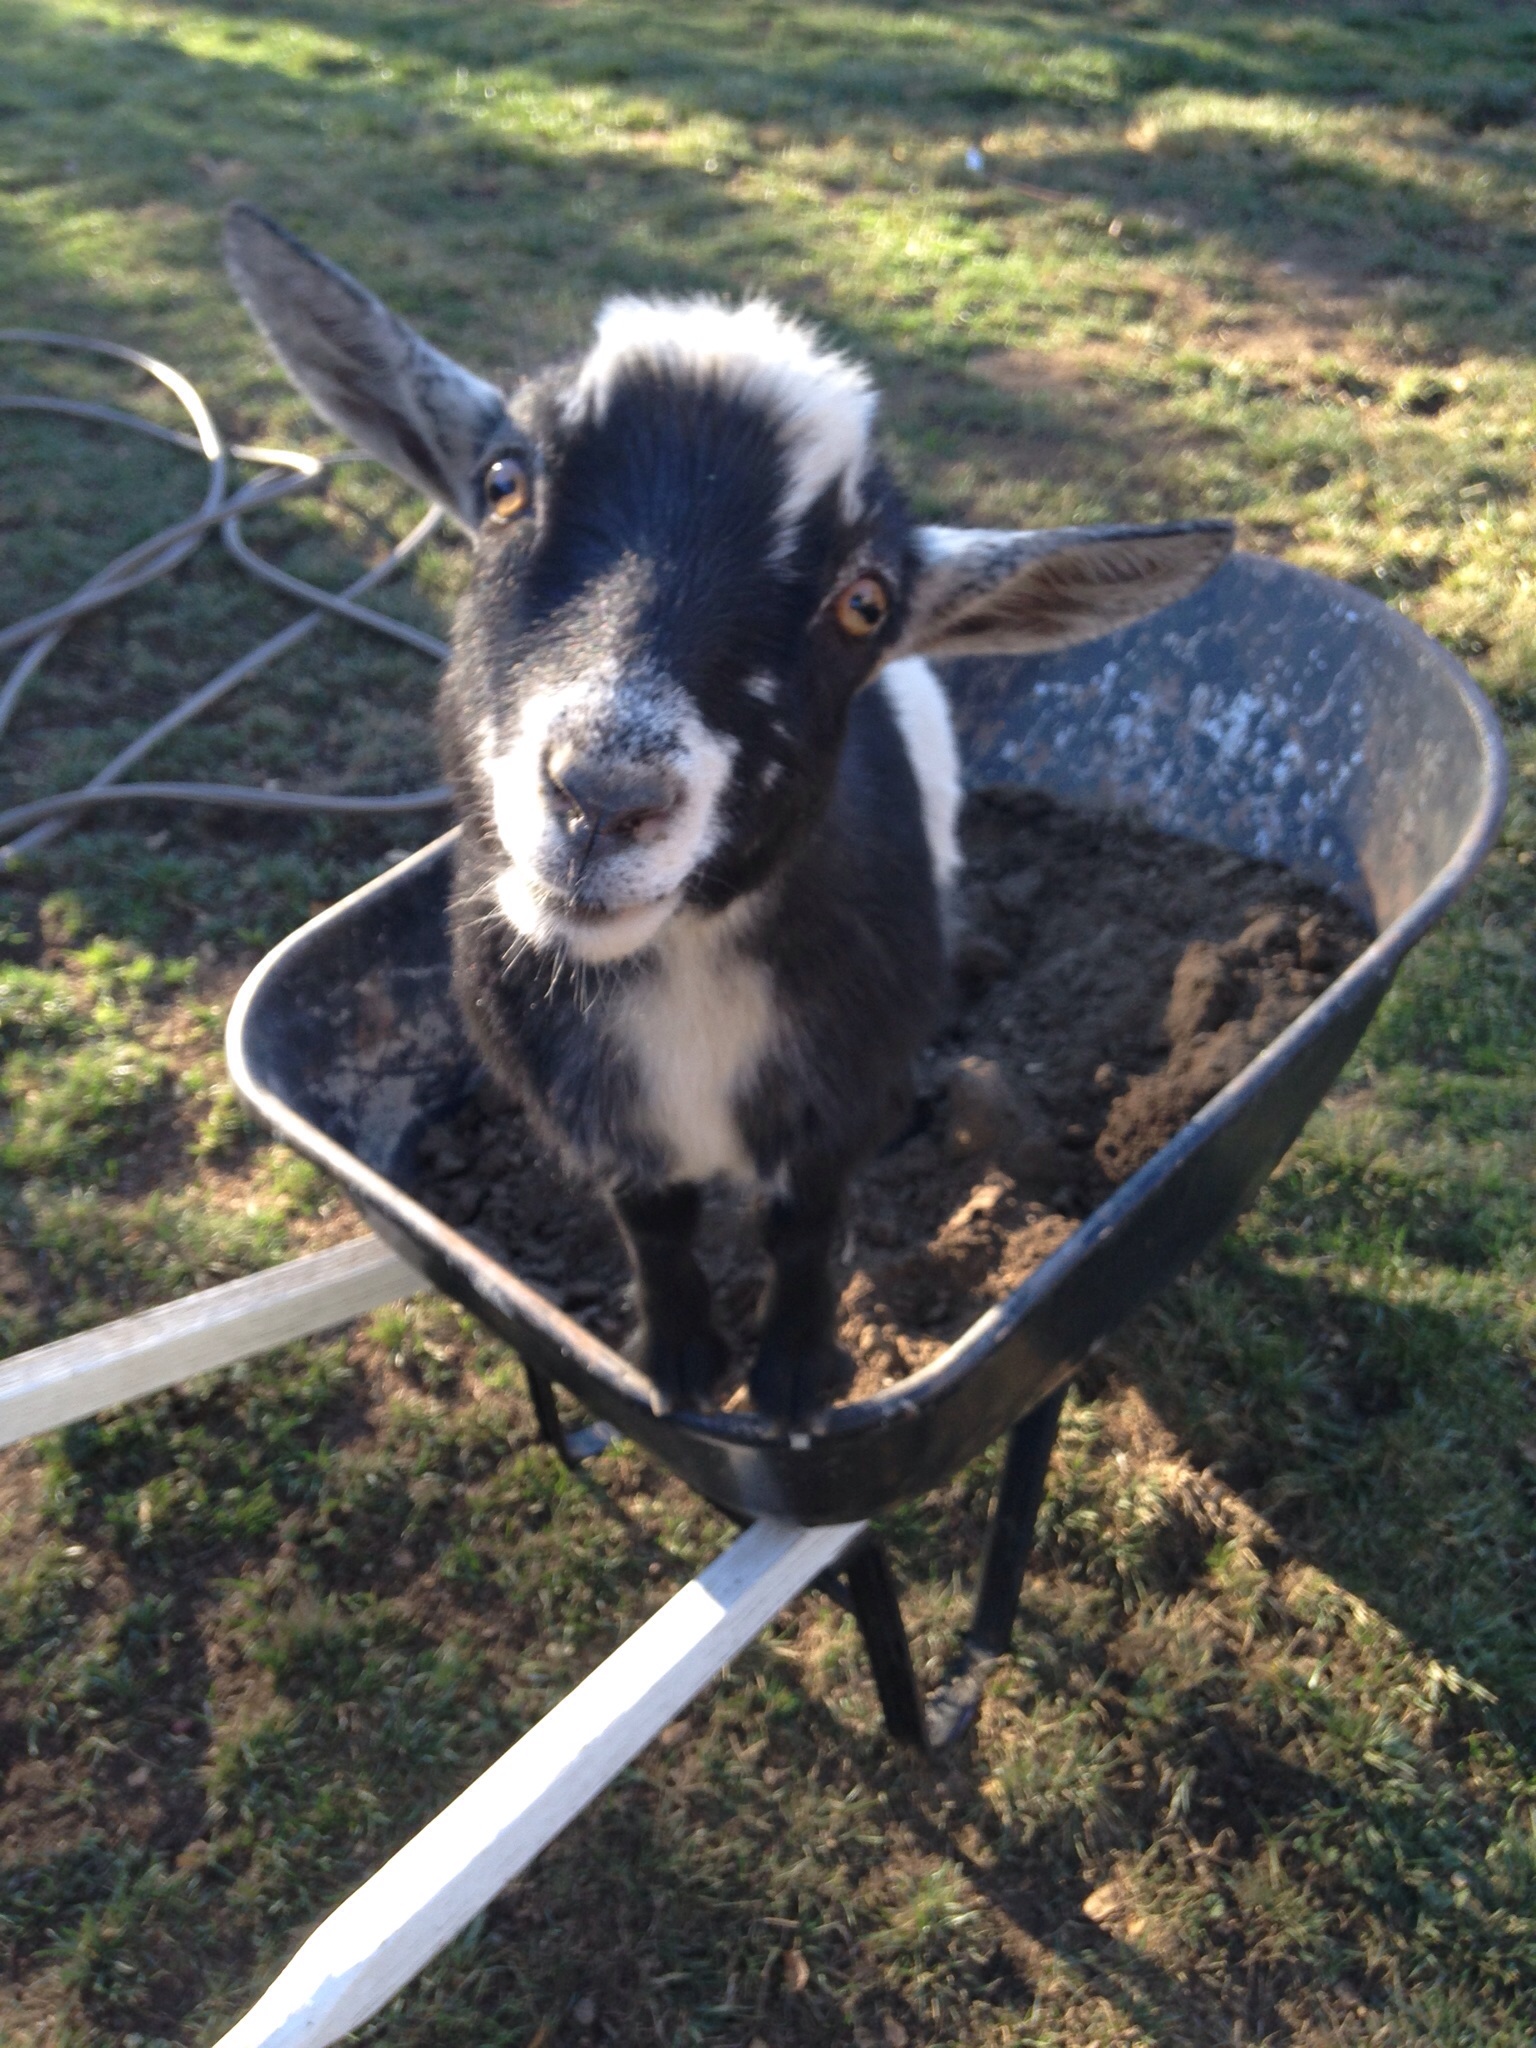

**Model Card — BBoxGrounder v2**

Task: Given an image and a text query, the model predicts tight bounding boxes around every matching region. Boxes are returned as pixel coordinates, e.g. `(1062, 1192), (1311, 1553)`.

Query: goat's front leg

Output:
(750, 1164), (855, 1429)
(610, 1181), (730, 1416)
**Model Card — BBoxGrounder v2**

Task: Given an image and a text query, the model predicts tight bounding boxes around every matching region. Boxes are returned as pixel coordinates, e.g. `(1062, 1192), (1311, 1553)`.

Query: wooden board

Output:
(0, 1236), (425, 1446)
(213, 1515), (865, 2048)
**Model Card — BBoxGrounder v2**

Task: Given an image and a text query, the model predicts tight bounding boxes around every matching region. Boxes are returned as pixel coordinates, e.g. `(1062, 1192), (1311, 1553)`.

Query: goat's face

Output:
(457, 311), (922, 960)
(223, 206), (1233, 962)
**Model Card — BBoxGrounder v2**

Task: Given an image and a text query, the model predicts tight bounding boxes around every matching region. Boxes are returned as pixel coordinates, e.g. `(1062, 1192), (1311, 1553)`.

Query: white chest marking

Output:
(613, 910), (777, 1185)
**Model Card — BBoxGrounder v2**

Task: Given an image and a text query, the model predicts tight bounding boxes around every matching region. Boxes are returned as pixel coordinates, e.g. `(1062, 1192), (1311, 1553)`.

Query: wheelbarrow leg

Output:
(926, 1383), (1068, 1749)
(840, 1536), (929, 1750)
(524, 1365), (619, 1467)
(967, 1383), (1068, 1656)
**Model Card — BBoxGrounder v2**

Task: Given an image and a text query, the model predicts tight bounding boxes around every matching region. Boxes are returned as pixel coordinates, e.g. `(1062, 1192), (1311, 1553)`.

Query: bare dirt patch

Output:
(411, 789), (1367, 1407)
(974, 251), (1408, 403)
(966, 343), (1146, 426)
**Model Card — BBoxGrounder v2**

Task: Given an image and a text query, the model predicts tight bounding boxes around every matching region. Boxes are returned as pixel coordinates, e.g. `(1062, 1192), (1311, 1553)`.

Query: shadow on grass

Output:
(1121, 1239), (1536, 1721)
(178, 0), (1536, 358)
(10, 0), (1536, 370)
(4, 1275), (1528, 2043)
(165, 0), (1536, 135)
(0, 1585), (223, 2034)
(0, 13), (739, 325)
(0, 1344), (722, 2038)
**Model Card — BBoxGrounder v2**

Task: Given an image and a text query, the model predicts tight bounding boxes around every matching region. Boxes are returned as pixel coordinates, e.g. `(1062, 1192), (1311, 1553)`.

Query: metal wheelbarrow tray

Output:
(227, 554), (1505, 1547)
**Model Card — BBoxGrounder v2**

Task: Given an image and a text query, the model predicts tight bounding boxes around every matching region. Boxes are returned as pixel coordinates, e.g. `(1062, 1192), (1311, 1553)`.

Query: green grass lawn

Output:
(3, 3), (1535, 2042)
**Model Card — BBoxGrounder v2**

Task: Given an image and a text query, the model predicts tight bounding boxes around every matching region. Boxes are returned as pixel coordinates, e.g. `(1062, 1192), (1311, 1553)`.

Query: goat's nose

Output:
(544, 746), (681, 842)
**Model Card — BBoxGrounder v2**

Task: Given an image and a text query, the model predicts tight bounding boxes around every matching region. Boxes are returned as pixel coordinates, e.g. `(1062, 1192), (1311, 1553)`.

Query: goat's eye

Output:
(833, 575), (890, 638)
(483, 456), (531, 523)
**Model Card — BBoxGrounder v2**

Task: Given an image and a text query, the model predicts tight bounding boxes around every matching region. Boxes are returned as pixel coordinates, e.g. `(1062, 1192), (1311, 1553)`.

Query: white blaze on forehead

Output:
(568, 294), (877, 551)
(878, 656), (962, 898)
(484, 670), (739, 964)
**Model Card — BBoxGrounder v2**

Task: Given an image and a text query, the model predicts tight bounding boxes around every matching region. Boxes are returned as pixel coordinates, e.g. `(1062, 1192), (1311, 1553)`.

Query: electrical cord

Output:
(0, 329), (454, 866)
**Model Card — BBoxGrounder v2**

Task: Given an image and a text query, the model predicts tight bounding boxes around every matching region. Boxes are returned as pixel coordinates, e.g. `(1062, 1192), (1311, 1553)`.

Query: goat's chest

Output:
(608, 917), (776, 1186)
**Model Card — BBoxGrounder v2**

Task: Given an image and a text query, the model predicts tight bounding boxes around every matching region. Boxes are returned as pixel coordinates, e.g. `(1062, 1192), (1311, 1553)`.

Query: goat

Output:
(224, 204), (1232, 1428)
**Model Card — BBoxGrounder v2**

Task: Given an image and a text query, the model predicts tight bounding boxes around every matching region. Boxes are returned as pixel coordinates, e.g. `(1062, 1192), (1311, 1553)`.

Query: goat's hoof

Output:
(627, 1324), (733, 1417)
(749, 1336), (854, 1431)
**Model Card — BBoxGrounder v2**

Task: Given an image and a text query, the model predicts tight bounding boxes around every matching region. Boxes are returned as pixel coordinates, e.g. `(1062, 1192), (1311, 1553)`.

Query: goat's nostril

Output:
(543, 749), (680, 842)
(606, 799), (669, 840)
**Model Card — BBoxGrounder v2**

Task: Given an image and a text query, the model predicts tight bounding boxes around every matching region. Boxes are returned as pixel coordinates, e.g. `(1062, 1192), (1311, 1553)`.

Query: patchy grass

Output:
(2, 2), (1536, 2043)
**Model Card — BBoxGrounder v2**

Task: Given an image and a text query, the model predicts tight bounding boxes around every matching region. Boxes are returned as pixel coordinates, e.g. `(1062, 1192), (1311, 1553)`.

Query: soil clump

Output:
(410, 788), (1368, 1405)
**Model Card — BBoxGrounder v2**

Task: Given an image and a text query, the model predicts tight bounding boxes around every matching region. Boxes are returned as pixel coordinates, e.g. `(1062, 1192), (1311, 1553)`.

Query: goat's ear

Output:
(223, 204), (509, 531)
(897, 519), (1234, 659)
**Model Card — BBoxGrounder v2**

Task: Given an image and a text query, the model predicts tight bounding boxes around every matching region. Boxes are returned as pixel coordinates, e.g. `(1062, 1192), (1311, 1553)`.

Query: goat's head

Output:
(225, 205), (1232, 962)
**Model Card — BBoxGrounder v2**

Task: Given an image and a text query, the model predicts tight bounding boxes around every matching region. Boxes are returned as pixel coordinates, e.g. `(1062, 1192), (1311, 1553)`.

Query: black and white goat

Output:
(224, 205), (1232, 1427)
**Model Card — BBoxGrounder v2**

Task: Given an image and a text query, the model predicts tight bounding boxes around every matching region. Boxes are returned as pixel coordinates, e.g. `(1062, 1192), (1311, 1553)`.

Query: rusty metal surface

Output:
(946, 553), (1497, 928)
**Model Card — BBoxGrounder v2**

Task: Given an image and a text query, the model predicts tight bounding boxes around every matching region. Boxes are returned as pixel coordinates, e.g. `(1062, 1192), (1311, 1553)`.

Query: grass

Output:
(2, 1), (1535, 2042)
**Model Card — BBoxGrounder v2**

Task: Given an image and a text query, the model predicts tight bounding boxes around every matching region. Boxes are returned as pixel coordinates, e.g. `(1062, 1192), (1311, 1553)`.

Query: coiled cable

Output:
(0, 329), (453, 866)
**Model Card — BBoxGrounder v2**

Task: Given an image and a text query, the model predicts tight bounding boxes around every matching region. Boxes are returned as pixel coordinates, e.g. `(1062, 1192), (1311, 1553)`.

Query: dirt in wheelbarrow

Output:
(409, 788), (1369, 1406)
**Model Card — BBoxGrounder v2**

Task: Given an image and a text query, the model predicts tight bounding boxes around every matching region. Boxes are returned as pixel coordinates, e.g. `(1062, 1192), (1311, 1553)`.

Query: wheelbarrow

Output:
(226, 550), (1506, 1754)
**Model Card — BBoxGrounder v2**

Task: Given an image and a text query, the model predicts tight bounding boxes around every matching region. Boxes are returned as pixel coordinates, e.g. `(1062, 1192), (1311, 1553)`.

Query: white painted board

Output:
(213, 1515), (864, 2048)
(0, 1236), (425, 1447)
